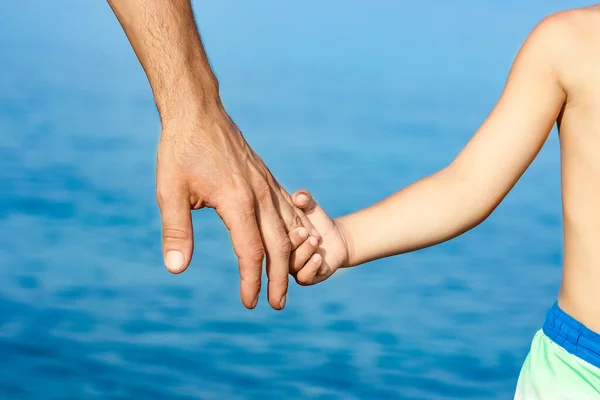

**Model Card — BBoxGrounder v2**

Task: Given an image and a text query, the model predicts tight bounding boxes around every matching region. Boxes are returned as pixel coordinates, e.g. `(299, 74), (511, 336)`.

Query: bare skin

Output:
(291, 6), (600, 332)
(107, 0), (321, 310)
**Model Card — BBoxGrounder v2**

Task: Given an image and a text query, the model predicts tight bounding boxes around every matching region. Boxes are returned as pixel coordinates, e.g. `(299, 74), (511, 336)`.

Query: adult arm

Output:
(108, 0), (318, 310)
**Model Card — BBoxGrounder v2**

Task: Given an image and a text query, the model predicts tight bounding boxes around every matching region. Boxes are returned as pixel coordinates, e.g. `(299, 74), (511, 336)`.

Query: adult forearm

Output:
(108, 0), (222, 125)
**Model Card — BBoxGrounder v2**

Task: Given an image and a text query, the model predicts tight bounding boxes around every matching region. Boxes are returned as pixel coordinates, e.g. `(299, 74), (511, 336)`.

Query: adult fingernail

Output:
(251, 296), (259, 309)
(309, 236), (318, 246)
(165, 250), (185, 272)
(279, 294), (287, 309)
(298, 228), (308, 239)
(297, 194), (308, 203)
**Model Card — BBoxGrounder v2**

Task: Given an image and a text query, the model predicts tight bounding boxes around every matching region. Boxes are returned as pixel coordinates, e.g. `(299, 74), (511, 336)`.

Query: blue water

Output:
(0, 1), (590, 399)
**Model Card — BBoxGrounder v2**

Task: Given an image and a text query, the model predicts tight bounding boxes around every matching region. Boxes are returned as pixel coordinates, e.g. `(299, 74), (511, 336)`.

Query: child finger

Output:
(290, 236), (319, 274)
(292, 189), (317, 212)
(295, 253), (323, 286)
(288, 227), (309, 250)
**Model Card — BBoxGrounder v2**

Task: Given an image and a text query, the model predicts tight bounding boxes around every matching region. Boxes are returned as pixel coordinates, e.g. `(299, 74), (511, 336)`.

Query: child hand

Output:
(288, 189), (350, 285)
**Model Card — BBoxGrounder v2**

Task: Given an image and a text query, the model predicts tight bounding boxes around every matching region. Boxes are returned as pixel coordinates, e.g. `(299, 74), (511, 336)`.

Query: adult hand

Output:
(157, 110), (318, 310)
(108, 0), (318, 310)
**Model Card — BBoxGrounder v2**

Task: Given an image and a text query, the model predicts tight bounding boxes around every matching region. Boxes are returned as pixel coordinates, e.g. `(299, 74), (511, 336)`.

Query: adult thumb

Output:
(159, 195), (194, 274)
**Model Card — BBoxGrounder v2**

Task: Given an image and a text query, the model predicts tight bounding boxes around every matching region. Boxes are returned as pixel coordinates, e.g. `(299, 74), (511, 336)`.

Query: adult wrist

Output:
(157, 79), (223, 124)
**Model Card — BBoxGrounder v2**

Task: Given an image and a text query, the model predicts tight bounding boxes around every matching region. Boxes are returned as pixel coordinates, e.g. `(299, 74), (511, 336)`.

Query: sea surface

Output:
(0, 1), (590, 399)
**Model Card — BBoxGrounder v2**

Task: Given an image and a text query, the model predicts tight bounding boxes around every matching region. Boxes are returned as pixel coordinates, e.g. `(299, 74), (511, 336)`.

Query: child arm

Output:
(338, 17), (568, 267)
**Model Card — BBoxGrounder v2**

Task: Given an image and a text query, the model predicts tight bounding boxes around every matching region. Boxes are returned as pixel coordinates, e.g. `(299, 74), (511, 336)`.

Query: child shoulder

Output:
(517, 7), (596, 74)
(532, 7), (599, 43)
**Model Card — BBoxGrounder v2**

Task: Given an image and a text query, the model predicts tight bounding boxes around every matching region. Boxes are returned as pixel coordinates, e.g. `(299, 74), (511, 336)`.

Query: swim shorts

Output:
(515, 303), (600, 399)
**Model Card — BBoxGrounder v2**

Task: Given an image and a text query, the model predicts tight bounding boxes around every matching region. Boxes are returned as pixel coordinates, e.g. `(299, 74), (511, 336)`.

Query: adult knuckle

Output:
(253, 179), (272, 203)
(240, 273), (262, 286)
(288, 212), (303, 229)
(156, 185), (172, 205)
(231, 185), (254, 210)
(269, 273), (289, 286)
(162, 226), (189, 241)
(272, 235), (292, 257)
(246, 242), (265, 263)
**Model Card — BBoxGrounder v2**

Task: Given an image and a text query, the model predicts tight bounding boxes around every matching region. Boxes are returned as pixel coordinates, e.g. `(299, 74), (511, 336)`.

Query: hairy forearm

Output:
(337, 166), (499, 267)
(108, 0), (222, 125)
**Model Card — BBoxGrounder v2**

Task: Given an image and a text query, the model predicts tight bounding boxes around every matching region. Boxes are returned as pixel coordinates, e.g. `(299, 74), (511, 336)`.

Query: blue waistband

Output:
(542, 302), (600, 369)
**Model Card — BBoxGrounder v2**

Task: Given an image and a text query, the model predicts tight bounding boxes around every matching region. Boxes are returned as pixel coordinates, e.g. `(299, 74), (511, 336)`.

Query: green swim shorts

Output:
(515, 303), (600, 399)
